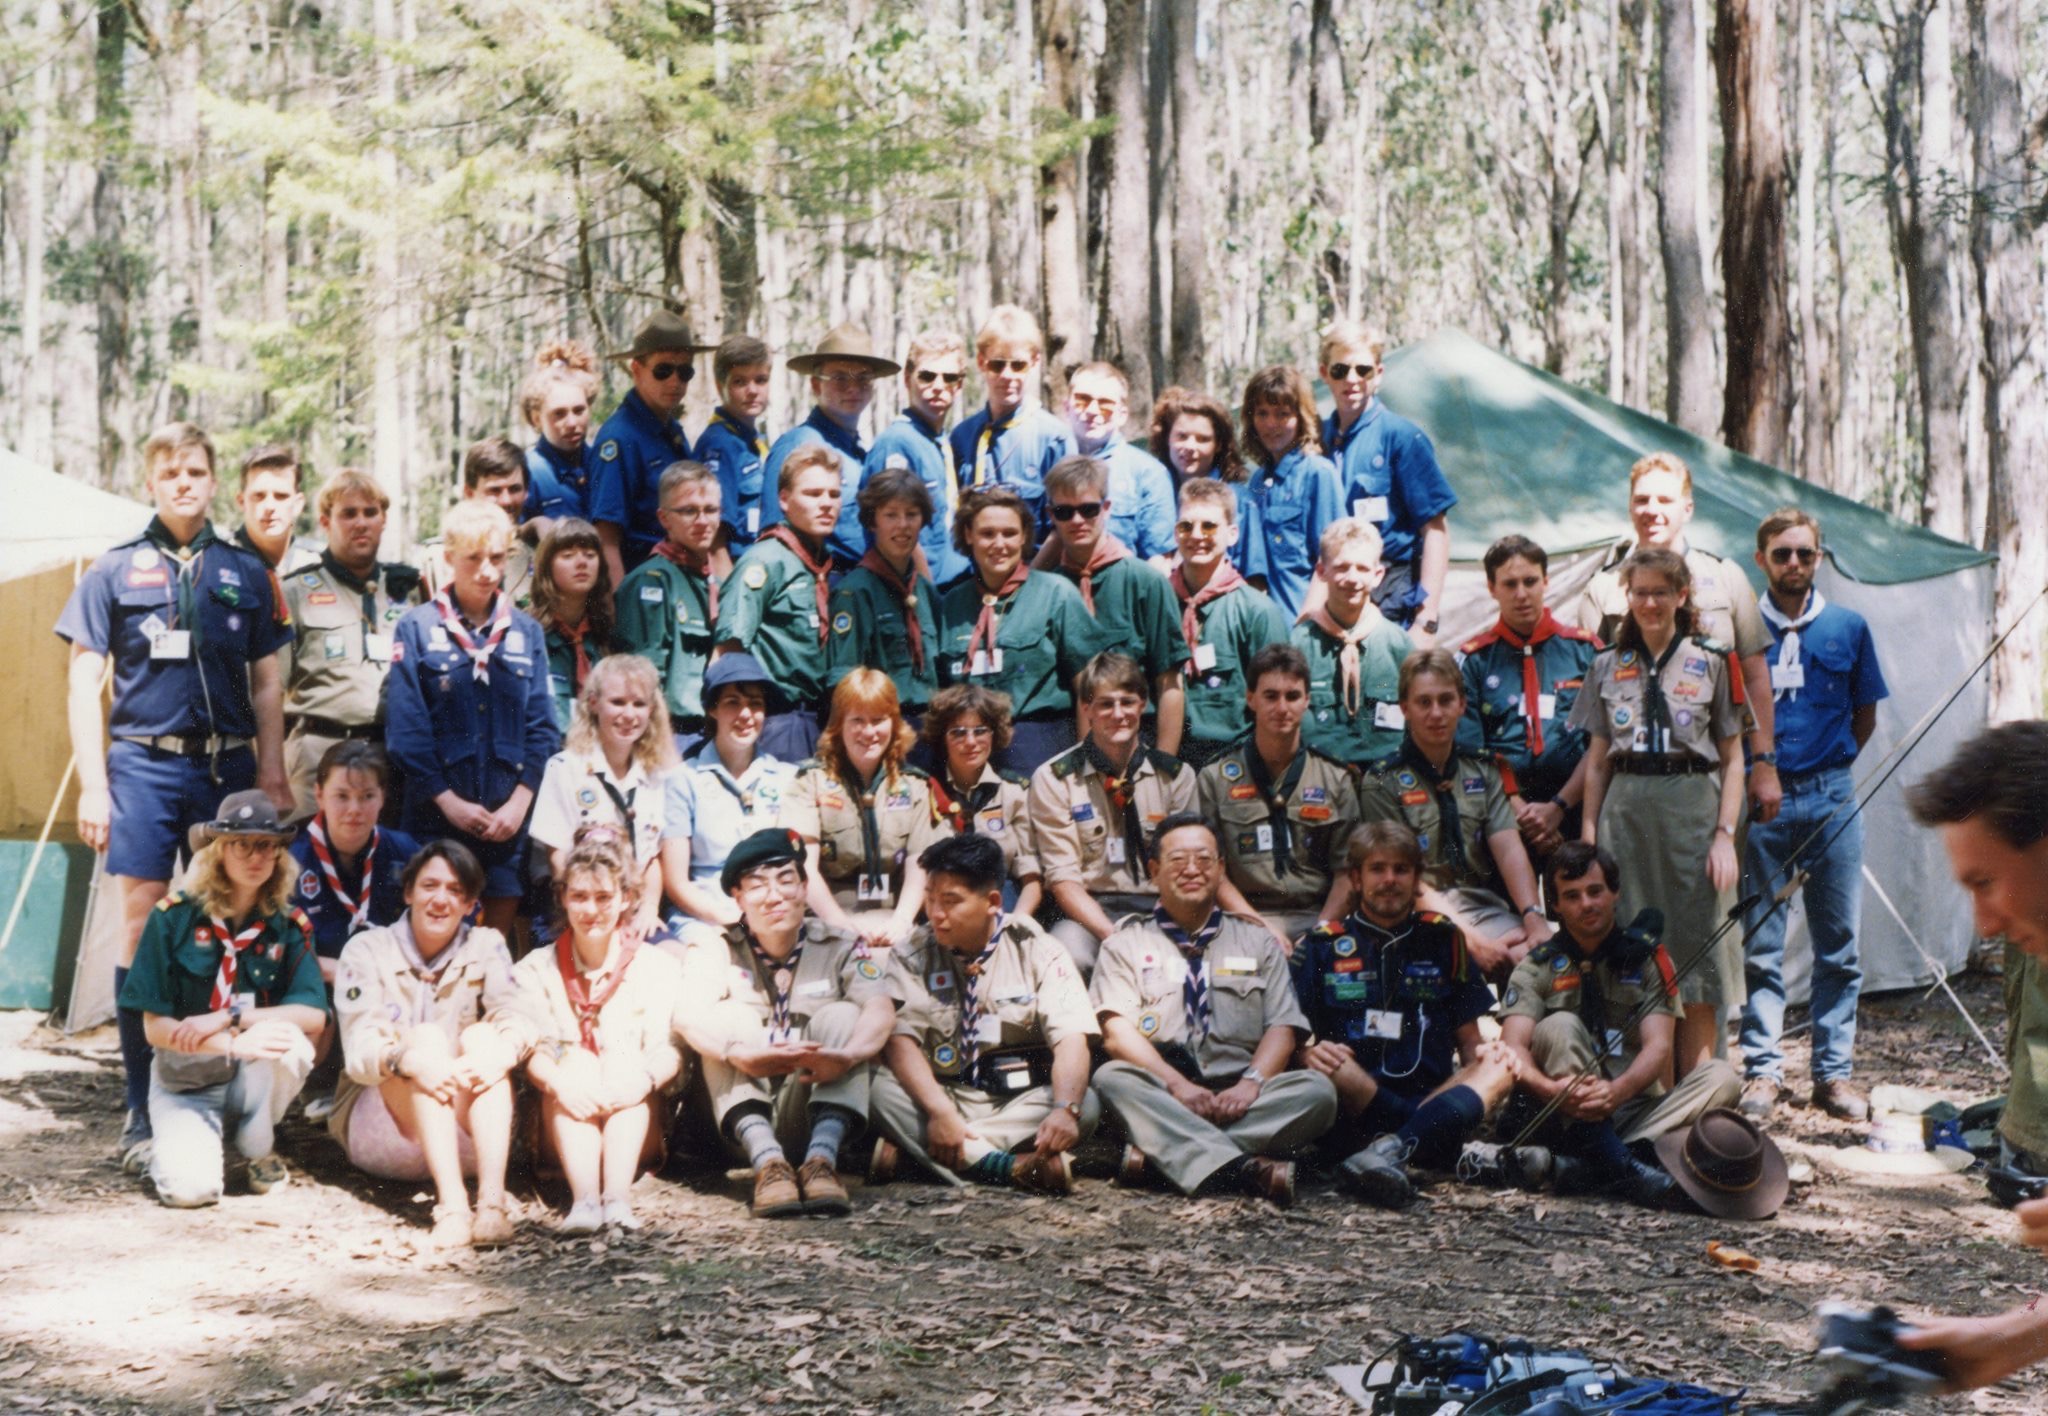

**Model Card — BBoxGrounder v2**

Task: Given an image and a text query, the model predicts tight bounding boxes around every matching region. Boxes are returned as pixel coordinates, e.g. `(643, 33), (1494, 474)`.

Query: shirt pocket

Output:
(1805, 637), (1856, 698)
(1209, 972), (1266, 1048)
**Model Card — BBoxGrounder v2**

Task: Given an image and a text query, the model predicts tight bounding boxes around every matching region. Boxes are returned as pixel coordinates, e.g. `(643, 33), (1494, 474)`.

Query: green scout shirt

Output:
(614, 554), (717, 728)
(2004, 946), (2048, 1156)
(886, 913), (1097, 1085)
(935, 569), (1109, 720)
(1051, 556), (1184, 683)
(1293, 615), (1414, 765)
(1090, 910), (1307, 1082)
(118, 893), (327, 1091)
(782, 760), (947, 901)
(1502, 932), (1681, 1091)
(1197, 742), (1359, 911)
(1179, 581), (1291, 748)
(826, 563), (941, 712)
(281, 557), (423, 728)
(1358, 740), (1518, 894)
(715, 538), (827, 706)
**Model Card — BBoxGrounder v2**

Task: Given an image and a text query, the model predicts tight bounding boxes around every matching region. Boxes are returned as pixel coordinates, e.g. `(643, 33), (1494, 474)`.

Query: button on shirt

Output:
(384, 600), (562, 809)
(613, 554), (718, 727)
(1358, 743), (1518, 894)
(524, 438), (593, 522)
(695, 408), (771, 547)
(948, 404), (1072, 535)
(675, 918), (889, 1053)
(1455, 621), (1601, 802)
(886, 914), (1097, 1084)
(1293, 910), (1490, 1096)
(865, 411), (971, 588)
(1566, 636), (1746, 762)
(932, 764), (1041, 887)
(661, 744), (795, 883)
(934, 569), (1109, 719)
(1091, 911), (1308, 1082)
(590, 390), (694, 567)
(1760, 598), (1887, 776)
(281, 557), (423, 729)
(1245, 449), (1345, 621)
(1177, 577), (1291, 747)
(827, 560), (941, 713)
(1199, 744), (1360, 910)
(1049, 554), (1184, 685)
(530, 748), (668, 871)
(287, 824), (421, 959)
(1027, 744), (1197, 898)
(1322, 400), (1458, 573)
(758, 408), (869, 565)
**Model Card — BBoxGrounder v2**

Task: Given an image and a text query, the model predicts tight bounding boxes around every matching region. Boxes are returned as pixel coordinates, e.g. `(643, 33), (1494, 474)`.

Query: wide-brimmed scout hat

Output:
(721, 828), (809, 896)
(609, 310), (716, 363)
(1654, 1107), (1790, 1221)
(786, 324), (901, 378)
(188, 790), (296, 855)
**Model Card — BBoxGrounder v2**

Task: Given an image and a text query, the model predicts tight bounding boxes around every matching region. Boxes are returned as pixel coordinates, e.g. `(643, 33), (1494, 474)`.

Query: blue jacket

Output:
(1245, 449), (1344, 622)
(524, 439), (593, 522)
(1092, 434), (1178, 560)
(385, 600), (562, 816)
(758, 407), (869, 565)
(590, 390), (693, 567)
(695, 407), (770, 548)
(286, 825), (421, 959)
(1323, 399), (1457, 575)
(947, 404), (1072, 537)
(865, 411), (972, 588)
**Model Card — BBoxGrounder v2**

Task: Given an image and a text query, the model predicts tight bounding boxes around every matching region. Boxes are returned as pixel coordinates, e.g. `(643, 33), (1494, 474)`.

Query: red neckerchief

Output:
(967, 562), (1031, 669)
(1170, 560), (1248, 673)
(856, 549), (927, 672)
(652, 539), (718, 624)
(555, 934), (638, 1055)
(557, 616), (595, 697)
(433, 589), (512, 684)
(761, 525), (832, 643)
(308, 816), (379, 933)
(1494, 609), (1565, 757)
(203, 916), (269, 1010)
(1066, 532), (1131, 614)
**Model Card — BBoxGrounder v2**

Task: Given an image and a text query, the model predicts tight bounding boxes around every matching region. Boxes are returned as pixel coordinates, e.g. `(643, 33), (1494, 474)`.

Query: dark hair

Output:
(1547, 840), (1620, 893)
(240, 441), (302, 489)
(918, 833), (1007, 894)
(1149, 386), (1246, 482)
(314, 739), (392, 792)
(953, 486), (1036, 559)
(923, 683), (1016, 756)
(1246, 643), (1310, 693)
(1145, 811), (1217, 864)
(402, 839), (486, 900)
(1076, 651), (1148, 705)
(462, 436), (527, 491)
(1908, 721), (2048, 849)
(856, 467), (934, 533)
(1616, 547), (1699, 656)
(532, 517), (615, 643)
(1239, 365), (1322, 468)
(1484, 535), (1549, 581)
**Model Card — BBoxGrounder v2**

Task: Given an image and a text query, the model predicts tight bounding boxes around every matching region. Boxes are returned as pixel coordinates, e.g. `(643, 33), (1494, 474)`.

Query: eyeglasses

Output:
(1625, 586), (1678, 604)
(1768, 547), (1820, 565)
(665, 503), (722, 519)
(1050, 501), (1104, 522)
(1161, 851), (1220, 871)
(823, 371), (877, 391)
(915, 369), (966, 388)
(1176, 518), (1227, 536)
(946, 724), (993, 741)
(1068, 392), (1121, 411)
(1325, 362), (1379, 381)
(223, 838), (283, 857)
(983, 358), (1033, 375)
(649, 362), (695, 383)
(738, 868), (803, 898)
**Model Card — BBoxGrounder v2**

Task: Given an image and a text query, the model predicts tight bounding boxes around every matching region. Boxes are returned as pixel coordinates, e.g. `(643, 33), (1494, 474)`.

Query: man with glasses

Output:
(1737, 507), (1887, 1124)
(1169, 479), (1292, 769)
(615, 461), (725, 750)
(949, 305), (1073, 535)
(866, 330), (973, 589)
(1062, 362), (1176, 560)
(592, 312), (711, 582)
(675, 827), (897, 1218)
(1090, 814), (1336, 1207)
(760, 325), (899, 570)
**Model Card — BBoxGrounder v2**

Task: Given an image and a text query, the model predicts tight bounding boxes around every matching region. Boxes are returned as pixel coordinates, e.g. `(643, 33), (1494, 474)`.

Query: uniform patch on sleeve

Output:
(600, 440), (620, 461)
(744, 563), (768, 590)
(832, 612), (853, 635)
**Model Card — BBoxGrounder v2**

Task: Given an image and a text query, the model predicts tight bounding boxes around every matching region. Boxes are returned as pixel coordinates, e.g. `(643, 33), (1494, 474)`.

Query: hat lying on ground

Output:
(1654, 1107), (1790, 1221)
(188, 790), (296, 855)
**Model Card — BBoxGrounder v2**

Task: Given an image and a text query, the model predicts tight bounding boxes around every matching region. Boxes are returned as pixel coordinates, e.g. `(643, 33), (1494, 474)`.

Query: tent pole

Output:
(1861, 862), (2004, 1075)
(0, 750), (77, 961)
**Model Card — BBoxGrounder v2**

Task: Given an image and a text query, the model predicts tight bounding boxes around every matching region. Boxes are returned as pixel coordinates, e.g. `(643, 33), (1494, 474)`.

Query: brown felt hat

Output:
(188, 790), (296, 855)
(786, 324), (901, 377)
(1654, 1107), (1790, 1221)
(609, 310), (716, 363)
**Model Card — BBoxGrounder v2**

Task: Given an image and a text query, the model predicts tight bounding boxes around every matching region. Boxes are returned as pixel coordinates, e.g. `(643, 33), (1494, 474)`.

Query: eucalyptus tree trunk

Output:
(1166, 0), (1207, 391)
(1656, 0), (1716, 437)
(1096, 0), (1154, 413)
(1712, 0), (1793, 466)
(1035, 0), (1087, 402)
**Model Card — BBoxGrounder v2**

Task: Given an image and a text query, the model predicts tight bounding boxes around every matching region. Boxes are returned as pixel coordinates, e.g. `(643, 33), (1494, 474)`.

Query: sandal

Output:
(427, 1201), (473, 1250)
(471, 1201), (515, 1248)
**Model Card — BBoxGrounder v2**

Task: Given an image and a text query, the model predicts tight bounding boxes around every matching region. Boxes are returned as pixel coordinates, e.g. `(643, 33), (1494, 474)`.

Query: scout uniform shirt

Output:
(529, 748), (669, 872)
(328, 919), (518, 1140)
(1091, 433), (1178, 560)
(1176, 574), (1292, 749)
(676, 918), (890, 1057)
(234, 527), (324, 578)
(886, 913), (1097, 1091)
(1245, 448), (1344, 622)
(715, 535), (829, 706)
(947, 403), (1073, 535)
(614, 550), (718, 729)
(419, 537), (536, 609)
(1501, 930), (1682, 1089)
(118, 893), (327, 1092)
(865, 410), (971, 588)
(1322, 400), (1459, 581)
(1292, 612), (1414, 765)
(1091, 908), (1308, 1083)
(934, 569), (1108, 720)
(1456, 616), (1602, 803)
(930, 763), (1040, 890)
(758, 408), (870, 566)
(826, 558), (941, 713)
(783, 760), (946, 905)
(1198, 742), (1360, 911)
(695, 406), (770, 547)
(287, 822), (422, 959)
(1358, 740), (1519, 894)
(590, 388), (693, 568)
(1569, 541), (1770, 662)
(662, 743), (795, 885)
(1292, 910), (1492, 1096)
(1566, 635), (1747, 761)
(492, 938), (687, 1069)
(281, 554), (424, 731)
(1049, 552), (1184, 688)
(525, 438), (592, 522)
(1027, 742), (1197, 900)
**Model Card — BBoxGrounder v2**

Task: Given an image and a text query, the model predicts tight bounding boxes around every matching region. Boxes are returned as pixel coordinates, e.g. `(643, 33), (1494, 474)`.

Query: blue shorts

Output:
(399, 798), (529, 900)
(107, 741), (256, 881)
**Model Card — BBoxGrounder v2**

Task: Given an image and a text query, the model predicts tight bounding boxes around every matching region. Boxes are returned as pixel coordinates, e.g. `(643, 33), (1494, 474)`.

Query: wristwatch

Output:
(1242, 1067), (1267, 1088)
(1060, 1099), (1083, 1120)
(1751, 751), (1779, 767)
(227, 1000), (247, 1034)
(1419, 617), (1440, 635)
(1520, 904), (1545, 918)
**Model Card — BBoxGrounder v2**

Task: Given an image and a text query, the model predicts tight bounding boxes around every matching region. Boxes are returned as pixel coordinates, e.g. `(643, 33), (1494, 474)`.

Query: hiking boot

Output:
(798, 1156), (852, 1216)
(1457, 1141), (1553, 1190)
(1811, 1078), (1871, 1123)
(1341, 1134), (1416, 1209)
(119, 1108), (153, 1176)
(1739, 1075), (1782, 1122)
(1238, 1156), (1296, 1208)
(246, 1153), (290, 1195)
(471, 1201), (515, 1248)
(1011, 1149), (1074, 1195)
(1116, 1144), (1152, 1188)
(751, 1158), (806, 1218)
(1614, 1155), (1678, 1210)
(866, 1137), (899, 1186)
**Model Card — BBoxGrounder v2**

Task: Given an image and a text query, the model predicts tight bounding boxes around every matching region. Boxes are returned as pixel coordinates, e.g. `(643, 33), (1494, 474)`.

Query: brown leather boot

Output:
(751, 1158), (805, 1218)
(1011, 1149), (1074, 1195)
(867, 1137), (899, 1185)
(1811, 1078), (1871, 1122)
(1239, 1157), (1296, 1208)
(797, 1156), (851, 1216)
(1115, 1144), (1151, 1188)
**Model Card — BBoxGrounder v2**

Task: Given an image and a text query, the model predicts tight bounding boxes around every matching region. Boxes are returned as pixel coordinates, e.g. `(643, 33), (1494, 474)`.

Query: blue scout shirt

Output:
(590, 390), (693, 567)
(55, 520), (294, 739)
(865, 410), (972, 588)
(1090, 433), (1178, 561)
(662, 741), (796, 884)
(695, 407), (770, 547)
(385, 598), (562, 813)
(758, 407), (869, 565)
(1245, 449), (1344, 622)
(1762, 596), (1888, 777)
(1455, 618), (1603, 803)
(1322, 399), (1457, 581)
(1293, 910), (1492, 1098)
(287, 824), (421, 959)
(948, 404), (1072, 535)
(524, 438), (592, 522)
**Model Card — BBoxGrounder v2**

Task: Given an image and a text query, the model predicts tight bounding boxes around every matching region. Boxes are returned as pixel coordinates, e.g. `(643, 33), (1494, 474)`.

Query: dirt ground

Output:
(2, 973), (2043, 1415)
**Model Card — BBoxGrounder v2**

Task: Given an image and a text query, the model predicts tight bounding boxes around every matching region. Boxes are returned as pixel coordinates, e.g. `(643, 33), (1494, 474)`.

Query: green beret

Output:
(721, 828), (808, 896)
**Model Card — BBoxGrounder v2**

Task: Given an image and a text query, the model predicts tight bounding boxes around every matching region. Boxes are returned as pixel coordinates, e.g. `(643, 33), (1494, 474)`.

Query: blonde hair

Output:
(974, 304), (1044, 359)
(316, 468), (390, 519)
(1178, 477), (1238, 523)
(184, 840), (294, 921)
(778, 443), (842, 497)
(817, 670), (916, 791)
(519, 340), (600, 429)
(555, 832), (641, 928)
(566, 654), (678, 773)
(441, 498), (514, 556)
(1318, 320), (1387, 370)
(905, 329), (967, 369)
(1629, 450), (1694, 498)
(141, 422), (217, 477)
(1318, 516), (1384, 567)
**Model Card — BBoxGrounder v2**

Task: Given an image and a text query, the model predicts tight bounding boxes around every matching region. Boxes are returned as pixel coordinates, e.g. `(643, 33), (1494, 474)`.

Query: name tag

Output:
(1105, 837), (1127, 865)
(151, 630), (192, 660)
(1192, 642), (1218, 671)
(1365, 1008), (1403, 1039)
(798, 979), (835, 997)
(1372, 701), (1406, 730)
(505, 630), (526, 654)
(1353, 495), (1390, 523)
(640, 584), (666, 603)
(972, 1015), (1003, 1043)
(1770, 661), (1805, 691)
(856, 873), (892, 904)
(1537, 692), (1557, 719)
(747, 506), (760, 534)
(1218, 955), (1257, 977)
(364, 633), (393, 663)
(1254, 824), (1274, 853)
(970, 647), (1003, 676)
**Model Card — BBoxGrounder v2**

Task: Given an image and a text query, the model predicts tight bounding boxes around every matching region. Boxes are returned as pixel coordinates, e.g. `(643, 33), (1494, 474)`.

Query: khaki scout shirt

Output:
(1027, 743), (1197, 896)
(1566, 636), (1747, 762)
(886, 914), (1097, 1085)
(1357, 746), (1518, 893)
(281, 558), (423, 727)
(934, 764), (1042, 886)
(1197, 742), (1359, 910)
(783, 761), (947, 900)
(1570, 541), (1768, 660)
(328, 920), (517, 1139)
(1090, 910), (1308, 1082)
(420, 537), (536, 609)
(491, 939), (685, 1073)
(674, 917), (890, 1056)
(1501, 933), (1681, 1091)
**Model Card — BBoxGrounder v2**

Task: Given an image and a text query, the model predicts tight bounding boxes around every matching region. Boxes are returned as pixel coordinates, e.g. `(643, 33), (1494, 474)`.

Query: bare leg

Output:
(458, 1023), (513, 1211)
(544, 1051), (605, 1210)
(377, 1028), (467, 1214)
(1675, 1004), (1718, 1081)
(597, 1052), (654, 1205)
(116, 875), (171, 968)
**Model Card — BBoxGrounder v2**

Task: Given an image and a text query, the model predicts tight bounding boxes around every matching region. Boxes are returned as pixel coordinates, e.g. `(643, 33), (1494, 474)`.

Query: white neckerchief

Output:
(1760, 588), (1826, 701)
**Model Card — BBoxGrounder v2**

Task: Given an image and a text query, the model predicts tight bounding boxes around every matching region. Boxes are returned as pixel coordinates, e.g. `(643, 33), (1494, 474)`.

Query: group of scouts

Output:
(63, 302), (1892, 1248)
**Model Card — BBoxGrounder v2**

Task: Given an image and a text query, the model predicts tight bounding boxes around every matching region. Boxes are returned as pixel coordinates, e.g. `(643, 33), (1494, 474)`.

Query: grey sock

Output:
(804, 1107), (851, 1167)
(731, 1111), (784, 1169)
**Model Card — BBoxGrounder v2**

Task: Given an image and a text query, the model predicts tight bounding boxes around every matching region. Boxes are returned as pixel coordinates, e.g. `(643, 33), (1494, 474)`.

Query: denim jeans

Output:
(148, 1041), (313, 1207)
(1740, 764), (1864, 1083)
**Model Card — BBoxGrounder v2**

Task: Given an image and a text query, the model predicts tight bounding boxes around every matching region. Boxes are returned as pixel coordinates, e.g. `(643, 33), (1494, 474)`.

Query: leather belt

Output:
(289, 715), (382, 740)
(1611, 754), (1716, 777)
(116, 733), (251, 758)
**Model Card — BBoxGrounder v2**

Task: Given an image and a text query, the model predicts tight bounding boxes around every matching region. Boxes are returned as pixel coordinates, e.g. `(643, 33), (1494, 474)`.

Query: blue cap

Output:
(701, 652), (778, 706)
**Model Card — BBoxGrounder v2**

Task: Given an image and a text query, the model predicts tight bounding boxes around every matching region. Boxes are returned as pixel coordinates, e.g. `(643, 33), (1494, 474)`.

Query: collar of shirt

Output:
(536, 437), (586, 479)
(690, 739), (778, 788)
(903, 409), (946, 443)
(583, 751), (650, 795)
(622, 388), (684, 442)
(805, 405), (864, 456)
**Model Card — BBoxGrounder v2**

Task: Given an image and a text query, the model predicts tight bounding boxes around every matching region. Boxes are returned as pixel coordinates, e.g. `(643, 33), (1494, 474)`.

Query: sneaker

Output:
(1011, 1149), (1074, 1195)
(558, 1199), (604, 1236)
(797, 1157), (852, 1216)
(1238, 1156), (1296, 1208)
(119, 1109), (153, 1176)
(1115, 1144), (1152, 1189)
(751, 1158), (806, 1218)
(246, 1153), (290, 1195)
(427, 1202), (473, 1250)
(1739, 1075), (1782, 1122)
(471, 1202), (515, 1248)
(1340, 1134), (1416, 1209)
(866, 1137), (899, 1186)
(1456, 1141), (1553, 1190)
(1811, 1078), (1871, 1123)
(600, 1196), (643, 1231)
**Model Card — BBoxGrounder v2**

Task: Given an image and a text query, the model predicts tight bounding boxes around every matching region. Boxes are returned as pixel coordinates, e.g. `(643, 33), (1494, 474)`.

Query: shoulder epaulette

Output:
(898, 763), (931, 782)
(288, 906), (314, 935)
(1694, 636), (1732, 657)
(1555, 623), (1602, 646)
(155, 891), (191, 912)
(1417, 910), (1454, 928)
(382, 563), (423, 599)
(1489, 753), (1522, 795)
(794, 756), (825, 773)
(1365, 751), (1403, 777)
(1141, 745), (1187, 777)
(1047, 745), (1087, 780)
(996, 766), (1030, 787)
(1461, 627), (1502, 655)
(1301, 743), (1350, 772)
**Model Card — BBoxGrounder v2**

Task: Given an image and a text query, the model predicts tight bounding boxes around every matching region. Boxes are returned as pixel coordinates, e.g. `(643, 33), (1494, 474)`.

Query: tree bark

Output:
(163, 1), (208, 423)
(1166, 0), (1207, 391)
(94, 0), (134, 488)
(1656, 0), (1716, 436)
(1307, 0), (1348, 324)
(1035, 0), (1087, 402)
(370, 0), (407, 537)
(1095, 0), (1153, 412)
(1966, 0), (2048, 722)
(1792, 0), (1829, 486)
(17, 0), (60, 466)
(1712, 0), (1793, 464)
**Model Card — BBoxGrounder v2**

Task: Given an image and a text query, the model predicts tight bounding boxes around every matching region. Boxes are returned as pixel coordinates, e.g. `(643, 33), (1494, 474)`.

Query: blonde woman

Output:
(519, 338), (601, 531)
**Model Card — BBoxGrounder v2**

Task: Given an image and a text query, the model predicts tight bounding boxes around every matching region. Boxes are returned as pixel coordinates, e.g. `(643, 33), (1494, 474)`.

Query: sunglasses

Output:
(1768, 547), (1820, 565)
(1050, 501), (1104, 522)
(1325, 362), (1380, 380)
(649, 362), (695, 383)
(915, 369), (967, 387)
(983, 358), (1033, 375)
(946, 724), (993, 741)
(1176, 518), (1227, 536)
